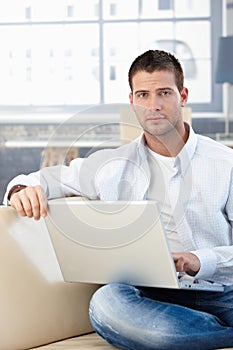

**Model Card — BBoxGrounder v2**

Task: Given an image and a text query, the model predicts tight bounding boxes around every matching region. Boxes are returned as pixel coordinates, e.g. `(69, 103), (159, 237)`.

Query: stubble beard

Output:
(134, 104), (183, 139)
(140, 114), (181, 139)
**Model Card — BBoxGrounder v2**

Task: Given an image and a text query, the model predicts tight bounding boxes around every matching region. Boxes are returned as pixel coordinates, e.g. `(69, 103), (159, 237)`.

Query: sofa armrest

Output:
(0, 204), (99, 350)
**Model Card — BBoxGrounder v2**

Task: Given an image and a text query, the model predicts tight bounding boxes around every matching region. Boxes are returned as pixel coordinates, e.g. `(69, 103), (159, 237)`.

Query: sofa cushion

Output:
(31, 333), (115, 349)
(30, 332), (233, 350)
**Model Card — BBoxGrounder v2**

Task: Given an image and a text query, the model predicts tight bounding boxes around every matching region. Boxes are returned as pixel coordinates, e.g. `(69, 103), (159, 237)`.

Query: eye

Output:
(159, 90), (171, 96)
(136, 92), (148, 98)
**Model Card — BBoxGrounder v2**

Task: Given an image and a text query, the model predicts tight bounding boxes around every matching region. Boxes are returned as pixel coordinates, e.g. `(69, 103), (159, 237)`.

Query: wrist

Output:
(8, 184), (27, 201)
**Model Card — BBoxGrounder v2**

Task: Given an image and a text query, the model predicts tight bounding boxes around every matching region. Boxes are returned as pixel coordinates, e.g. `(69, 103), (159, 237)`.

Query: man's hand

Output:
(10, 185), (48, 220)
(172, 252), (200, 276)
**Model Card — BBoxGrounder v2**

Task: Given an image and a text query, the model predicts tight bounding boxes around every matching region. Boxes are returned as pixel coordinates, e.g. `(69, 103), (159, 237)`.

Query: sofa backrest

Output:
(0, 205), (99, 350)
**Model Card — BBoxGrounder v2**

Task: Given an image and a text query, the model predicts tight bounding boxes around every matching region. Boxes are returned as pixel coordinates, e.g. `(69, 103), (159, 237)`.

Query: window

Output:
(0, 0), (223, 114)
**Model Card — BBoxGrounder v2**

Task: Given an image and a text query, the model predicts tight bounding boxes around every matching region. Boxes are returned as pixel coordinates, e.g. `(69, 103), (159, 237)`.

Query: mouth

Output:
(146, 115), (165, 122)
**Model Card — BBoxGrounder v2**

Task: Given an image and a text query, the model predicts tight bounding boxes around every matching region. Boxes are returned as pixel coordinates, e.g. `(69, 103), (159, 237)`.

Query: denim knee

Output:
(89, 283), (178, 350)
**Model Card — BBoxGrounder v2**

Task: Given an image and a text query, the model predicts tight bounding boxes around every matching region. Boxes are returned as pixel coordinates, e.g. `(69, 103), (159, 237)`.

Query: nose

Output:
(148, 95), (162, 111)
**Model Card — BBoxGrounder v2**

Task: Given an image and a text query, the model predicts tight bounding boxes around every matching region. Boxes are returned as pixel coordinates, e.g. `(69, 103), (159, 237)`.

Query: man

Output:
(4, 50), (233, 349)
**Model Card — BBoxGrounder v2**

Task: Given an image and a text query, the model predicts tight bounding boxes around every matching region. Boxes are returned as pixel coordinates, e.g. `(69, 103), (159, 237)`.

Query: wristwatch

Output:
(7, 184), (27, 201)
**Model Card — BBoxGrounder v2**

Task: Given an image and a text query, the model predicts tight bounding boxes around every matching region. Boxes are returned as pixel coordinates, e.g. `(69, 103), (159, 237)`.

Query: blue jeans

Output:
(89, 283), (233, 350)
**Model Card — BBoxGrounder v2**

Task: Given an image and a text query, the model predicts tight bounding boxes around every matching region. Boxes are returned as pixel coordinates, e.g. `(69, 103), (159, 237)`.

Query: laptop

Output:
(44, 198), (224, 292)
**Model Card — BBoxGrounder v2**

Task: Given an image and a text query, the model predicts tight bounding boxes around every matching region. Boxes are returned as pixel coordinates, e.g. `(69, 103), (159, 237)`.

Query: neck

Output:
(145, 123), (189, 157)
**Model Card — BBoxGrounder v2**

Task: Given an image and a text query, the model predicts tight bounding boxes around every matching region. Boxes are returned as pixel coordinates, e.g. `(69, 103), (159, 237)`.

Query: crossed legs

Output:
(89, 283), (233, 350)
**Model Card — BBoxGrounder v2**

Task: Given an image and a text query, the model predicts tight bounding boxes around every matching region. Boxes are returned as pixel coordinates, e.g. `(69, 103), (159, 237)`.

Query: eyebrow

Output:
(134, 89), (148, 95)
(134, 87), (174, 94)
(157, 87), (174, 91)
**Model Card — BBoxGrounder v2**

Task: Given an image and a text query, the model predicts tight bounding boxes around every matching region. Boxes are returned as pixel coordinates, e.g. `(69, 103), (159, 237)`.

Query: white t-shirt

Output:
(147, 146), (185, 252)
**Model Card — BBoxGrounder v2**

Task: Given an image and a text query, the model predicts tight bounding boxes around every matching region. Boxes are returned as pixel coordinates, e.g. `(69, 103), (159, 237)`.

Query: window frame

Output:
(0, 0), (223, 120)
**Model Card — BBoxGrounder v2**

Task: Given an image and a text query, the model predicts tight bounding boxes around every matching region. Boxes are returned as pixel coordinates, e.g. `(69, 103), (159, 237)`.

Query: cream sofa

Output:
(1, 203), (233, 350)
(0, 203), (116, 350)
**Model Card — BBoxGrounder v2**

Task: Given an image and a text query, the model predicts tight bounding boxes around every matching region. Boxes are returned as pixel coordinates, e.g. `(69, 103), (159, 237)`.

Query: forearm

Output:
(4, 157), (97, 206)
(4, 163), (87, 220)
(210, 245), (233, 285)
(4, 165), (76, 205)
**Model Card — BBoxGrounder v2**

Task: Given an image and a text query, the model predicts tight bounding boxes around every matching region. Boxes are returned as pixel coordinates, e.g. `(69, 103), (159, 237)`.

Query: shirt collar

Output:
(137, 123), (197, 176)
(174, 123), (197, 176)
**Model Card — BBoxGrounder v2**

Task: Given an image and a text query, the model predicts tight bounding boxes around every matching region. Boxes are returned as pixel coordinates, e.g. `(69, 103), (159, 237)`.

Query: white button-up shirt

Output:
(4, 125), (233, 285)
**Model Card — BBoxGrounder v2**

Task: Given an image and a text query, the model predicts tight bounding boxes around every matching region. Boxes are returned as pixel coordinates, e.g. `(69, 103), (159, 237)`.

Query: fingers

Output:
(36, 186), (48, 218)
(10, 186), (48, 220)
(172, 252), (200, 276)
(173, 253), (188, 272)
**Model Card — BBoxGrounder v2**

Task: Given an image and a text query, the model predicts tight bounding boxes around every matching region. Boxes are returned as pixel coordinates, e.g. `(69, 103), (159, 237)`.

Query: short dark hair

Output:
(128, 50), (184, 93)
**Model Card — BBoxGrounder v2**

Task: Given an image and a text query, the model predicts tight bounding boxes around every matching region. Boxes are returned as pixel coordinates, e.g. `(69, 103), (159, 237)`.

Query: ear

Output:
(180, 87), (188, 107)
(129, 92), (133, 105)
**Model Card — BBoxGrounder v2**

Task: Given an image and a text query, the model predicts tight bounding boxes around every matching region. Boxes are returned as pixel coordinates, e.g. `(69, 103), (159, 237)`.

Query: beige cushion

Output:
(0, 205), (99, 350)
(31, 333), (115, 349)
(31, 332), (233, 350)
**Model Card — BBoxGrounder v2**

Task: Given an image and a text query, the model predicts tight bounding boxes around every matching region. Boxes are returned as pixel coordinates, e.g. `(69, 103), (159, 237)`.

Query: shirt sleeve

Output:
(190, 248), (217, 280)
(191, 169), (233, 285)
(3, 156), (99, 205)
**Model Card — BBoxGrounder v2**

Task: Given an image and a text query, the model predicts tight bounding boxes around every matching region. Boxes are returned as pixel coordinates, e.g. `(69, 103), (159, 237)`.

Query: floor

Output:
(31, 333), (116, 349)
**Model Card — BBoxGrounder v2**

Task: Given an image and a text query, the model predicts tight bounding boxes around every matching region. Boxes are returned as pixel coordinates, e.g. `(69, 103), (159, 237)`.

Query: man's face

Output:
(129, 69), (188, 138)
